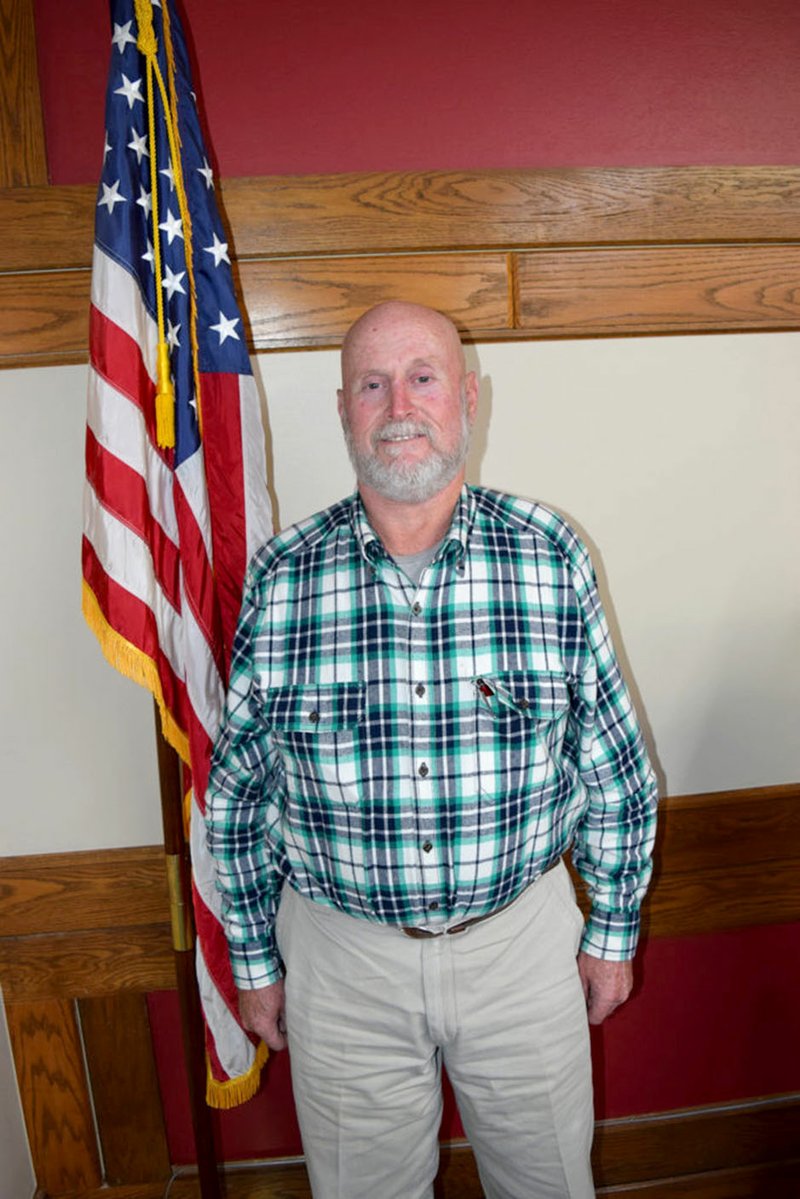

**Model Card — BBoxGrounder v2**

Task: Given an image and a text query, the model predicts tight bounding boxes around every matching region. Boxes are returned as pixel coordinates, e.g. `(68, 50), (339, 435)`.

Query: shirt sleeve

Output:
(566, 545), (659, 962)
(206, 572), (287, 989)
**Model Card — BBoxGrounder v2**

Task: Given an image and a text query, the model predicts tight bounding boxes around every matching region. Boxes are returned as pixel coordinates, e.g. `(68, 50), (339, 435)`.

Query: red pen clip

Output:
(475, 678), (494, 698)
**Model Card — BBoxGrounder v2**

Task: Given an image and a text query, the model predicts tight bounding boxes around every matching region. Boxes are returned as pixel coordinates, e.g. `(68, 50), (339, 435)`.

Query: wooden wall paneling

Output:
(64, 1096), (800, 1198)
(4, 170), (800, 276)
(593, 1095), (800, 1186)
(0, 924), (175, 1002)
(0, 846), (170, 937)
(5, 998), (102, 1195)
(238, 252), (511, 349)
(654, 784), (800, 875)
(644, 860), (800, 939)
(217, 168), (800, 260)
(0, 0), (48, 187)
(79, 993), (171, 1185)
(0, 267), (91, 368)
(514, 244), (800, 337)
(595, 1160), (800, 1198)
(3, 168), (800, 366)
(0, 183), (95, 271)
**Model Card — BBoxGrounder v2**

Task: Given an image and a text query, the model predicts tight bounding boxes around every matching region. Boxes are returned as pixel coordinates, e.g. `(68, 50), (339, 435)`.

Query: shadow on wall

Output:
(466, 357), (665, 798)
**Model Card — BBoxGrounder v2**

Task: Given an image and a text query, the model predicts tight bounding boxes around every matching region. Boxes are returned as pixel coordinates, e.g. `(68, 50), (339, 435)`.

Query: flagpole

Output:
(154, 704), (223, 1199)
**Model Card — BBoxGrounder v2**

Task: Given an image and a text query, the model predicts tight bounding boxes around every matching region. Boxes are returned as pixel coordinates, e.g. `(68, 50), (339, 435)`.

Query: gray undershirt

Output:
(394, 538), (445, 586)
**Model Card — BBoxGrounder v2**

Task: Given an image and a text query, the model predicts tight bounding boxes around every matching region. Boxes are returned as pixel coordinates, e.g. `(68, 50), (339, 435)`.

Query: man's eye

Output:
(416, 375), (432, 384)
(364, 381), (382, 390)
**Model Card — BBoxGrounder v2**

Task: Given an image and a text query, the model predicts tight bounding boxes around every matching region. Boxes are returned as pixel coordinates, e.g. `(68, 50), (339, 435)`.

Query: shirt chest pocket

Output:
(474, 670), (570, 735)
(473, 670), (571, 802)
(263, 682), (367, 806)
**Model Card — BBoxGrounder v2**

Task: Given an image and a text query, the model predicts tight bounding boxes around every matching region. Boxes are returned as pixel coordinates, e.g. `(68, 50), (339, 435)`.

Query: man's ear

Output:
(336, 389), (345, 422)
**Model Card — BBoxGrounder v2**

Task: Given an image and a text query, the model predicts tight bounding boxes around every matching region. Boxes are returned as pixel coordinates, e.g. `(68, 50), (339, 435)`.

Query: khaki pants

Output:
(276, 861), (594, 1199)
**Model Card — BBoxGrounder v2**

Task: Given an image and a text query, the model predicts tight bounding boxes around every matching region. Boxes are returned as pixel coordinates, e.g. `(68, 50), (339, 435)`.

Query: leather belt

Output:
(400, 860), (558, 939)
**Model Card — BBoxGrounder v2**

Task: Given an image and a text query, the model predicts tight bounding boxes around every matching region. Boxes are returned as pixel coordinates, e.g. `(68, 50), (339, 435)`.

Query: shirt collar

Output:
(349, 485), (476, 567)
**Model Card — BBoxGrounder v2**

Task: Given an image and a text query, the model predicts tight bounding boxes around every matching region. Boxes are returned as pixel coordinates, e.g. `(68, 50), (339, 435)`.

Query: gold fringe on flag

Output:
(82, 581), (190, 763)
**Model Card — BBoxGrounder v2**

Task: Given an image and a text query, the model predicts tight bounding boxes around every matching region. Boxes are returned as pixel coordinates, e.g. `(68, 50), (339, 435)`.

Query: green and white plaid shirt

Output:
(207, 486), (658, 987)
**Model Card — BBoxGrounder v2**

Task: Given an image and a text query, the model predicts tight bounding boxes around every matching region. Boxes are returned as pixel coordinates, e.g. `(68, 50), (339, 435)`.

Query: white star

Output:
(127, 129), (149, 163)
(97, 179), (127, 214)
(210, 311), (240, 345)
(162, 265), (186, 300)
(159, 208), (184, 244)
(135, 184), (152, 218)
(142, 241), (155, 273)
(204, 232), (230, 267)
(167, 320), (181, 349)
(103, 132), (112, 162)
(111, 21), (136, 53)
(160, 164), (176, 191)
(114, 73), (144, 110)
(197, 158), (214, 189)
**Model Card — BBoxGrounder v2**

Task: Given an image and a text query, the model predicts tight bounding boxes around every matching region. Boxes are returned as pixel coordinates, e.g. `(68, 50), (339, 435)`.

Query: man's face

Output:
(337, 306), (478, 505)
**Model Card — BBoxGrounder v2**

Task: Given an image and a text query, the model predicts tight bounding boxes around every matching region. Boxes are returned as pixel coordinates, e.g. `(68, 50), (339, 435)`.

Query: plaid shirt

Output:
(207, 486), (658, 987)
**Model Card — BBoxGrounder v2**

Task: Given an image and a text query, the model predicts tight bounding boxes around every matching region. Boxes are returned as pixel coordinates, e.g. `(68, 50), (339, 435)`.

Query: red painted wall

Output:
(34, 0), (800, 185)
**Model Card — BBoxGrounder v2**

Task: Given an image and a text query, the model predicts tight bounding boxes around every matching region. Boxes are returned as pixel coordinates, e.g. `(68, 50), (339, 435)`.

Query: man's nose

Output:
(387, 380), (413, 420)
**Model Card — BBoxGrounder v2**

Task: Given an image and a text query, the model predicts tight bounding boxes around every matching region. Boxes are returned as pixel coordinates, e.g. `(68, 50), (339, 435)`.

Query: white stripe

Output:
(92, 245), (158, 381)
(180, 575), (224, 741)
(196, 929), (257, 1079)
(87, 365), (179, 545)
(190, 788), (224, 918)
(175, 448), (214, 564)
(84, 483), (184, 679)
(239, 373), (274, 560)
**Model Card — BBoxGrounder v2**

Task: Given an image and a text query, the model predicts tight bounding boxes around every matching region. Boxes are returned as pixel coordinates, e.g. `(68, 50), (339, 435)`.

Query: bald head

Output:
(341, 302), (467, 391)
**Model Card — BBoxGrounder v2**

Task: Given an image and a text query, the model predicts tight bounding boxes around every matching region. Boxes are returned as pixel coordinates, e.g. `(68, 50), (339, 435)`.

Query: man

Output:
(207, 301), (658, 1199)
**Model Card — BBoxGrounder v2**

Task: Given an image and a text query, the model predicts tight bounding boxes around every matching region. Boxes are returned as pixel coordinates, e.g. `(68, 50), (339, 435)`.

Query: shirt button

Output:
(411, 601), (422, 615)
(517, 698), (530, 710)
(415, 683), (426, 697)
(429, 901), (439, 912)
(308, 710), (320, 723)
(422, 840), (433, 853)
(418, 763), (429, 778)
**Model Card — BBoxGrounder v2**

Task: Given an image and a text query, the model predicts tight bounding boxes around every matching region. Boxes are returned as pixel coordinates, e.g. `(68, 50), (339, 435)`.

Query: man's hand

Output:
(237, 980), (287, 1050)
(577, 952), (633, 1025)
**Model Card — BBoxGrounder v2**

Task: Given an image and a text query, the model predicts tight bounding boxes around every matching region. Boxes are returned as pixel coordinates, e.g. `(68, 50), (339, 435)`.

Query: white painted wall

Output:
(1, 333), (798, 861)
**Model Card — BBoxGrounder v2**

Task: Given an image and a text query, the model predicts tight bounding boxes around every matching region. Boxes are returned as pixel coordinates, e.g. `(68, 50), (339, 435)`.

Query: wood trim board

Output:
(3, 167), (800, 366)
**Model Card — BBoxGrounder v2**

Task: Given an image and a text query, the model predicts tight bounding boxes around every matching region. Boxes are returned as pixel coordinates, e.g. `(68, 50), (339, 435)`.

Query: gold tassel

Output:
(155, 340), (175, 448)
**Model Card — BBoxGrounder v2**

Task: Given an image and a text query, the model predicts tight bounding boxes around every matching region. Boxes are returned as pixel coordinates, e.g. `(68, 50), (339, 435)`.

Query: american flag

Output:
(82, 0), (273, 1106)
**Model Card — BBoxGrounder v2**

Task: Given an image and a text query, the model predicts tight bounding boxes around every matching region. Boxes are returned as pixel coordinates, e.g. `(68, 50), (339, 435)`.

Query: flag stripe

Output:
(201, 371), (249, 657)
(82, 536), (189, 728)
(85, 427), (182, 611)
(83, 495), (186, 683)
(87, 365), (179, 544)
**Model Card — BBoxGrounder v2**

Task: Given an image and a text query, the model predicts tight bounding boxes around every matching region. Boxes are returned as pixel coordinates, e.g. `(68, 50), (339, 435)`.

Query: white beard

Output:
(342, 404), (471, 504)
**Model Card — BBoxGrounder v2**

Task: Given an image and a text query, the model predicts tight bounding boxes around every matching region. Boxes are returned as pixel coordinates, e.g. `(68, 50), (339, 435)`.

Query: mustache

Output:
(372, 420), (432, 447)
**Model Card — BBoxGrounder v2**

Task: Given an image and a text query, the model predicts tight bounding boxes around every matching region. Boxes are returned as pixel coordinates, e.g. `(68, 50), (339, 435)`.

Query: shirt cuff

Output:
(581, 904), (640, 961)
(227, 938), (284, 989)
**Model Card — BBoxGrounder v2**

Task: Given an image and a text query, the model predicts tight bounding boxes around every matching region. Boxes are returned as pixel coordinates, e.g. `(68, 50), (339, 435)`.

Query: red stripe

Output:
(85, 427), (182, 612)
(82, 536), (189, 731)
(89, 305), (168, 461)
(173, 480), (227, 682)
(200, 371), (249, 664)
